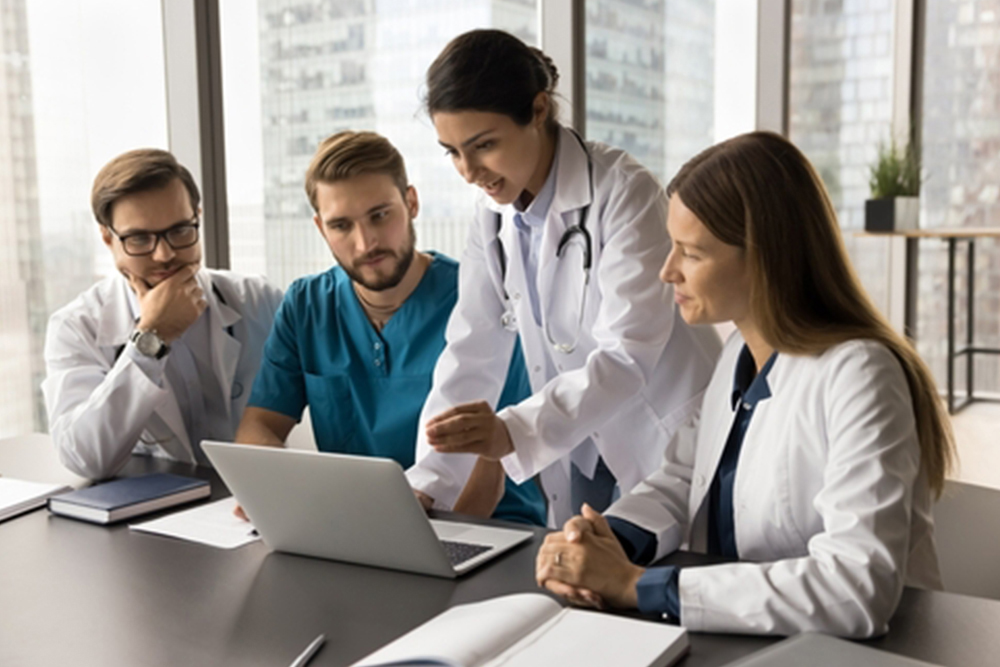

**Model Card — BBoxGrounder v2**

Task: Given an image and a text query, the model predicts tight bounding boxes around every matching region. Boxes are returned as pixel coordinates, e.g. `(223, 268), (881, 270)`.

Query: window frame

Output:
(166, 0), (924, 273)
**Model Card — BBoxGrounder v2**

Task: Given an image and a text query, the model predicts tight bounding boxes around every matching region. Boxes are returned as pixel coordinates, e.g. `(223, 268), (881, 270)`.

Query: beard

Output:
(340, 223), (417, 292)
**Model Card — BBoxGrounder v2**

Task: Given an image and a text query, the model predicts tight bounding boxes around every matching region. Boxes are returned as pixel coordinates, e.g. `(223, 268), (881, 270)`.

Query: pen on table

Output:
(289, 633), (325, 667)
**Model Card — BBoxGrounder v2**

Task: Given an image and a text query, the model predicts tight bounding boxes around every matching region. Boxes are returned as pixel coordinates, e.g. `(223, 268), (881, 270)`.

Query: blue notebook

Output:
(47, 473), (210, 524)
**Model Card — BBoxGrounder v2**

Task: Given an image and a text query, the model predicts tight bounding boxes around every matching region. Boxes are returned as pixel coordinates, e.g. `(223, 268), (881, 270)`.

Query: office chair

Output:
(931, 479), (1000, 600)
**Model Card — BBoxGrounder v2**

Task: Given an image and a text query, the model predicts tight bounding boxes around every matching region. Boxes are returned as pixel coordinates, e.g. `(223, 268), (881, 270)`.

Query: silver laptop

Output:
(726, 633), (944, 667)
(201, 441), (534, 578)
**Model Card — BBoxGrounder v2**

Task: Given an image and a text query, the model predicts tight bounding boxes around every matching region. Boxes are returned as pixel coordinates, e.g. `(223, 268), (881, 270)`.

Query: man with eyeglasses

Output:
(42, 149), (283, 480)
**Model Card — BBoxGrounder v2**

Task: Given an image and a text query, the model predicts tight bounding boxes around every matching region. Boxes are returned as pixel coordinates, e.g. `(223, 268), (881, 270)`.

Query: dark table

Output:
(2, 453), (999, 666)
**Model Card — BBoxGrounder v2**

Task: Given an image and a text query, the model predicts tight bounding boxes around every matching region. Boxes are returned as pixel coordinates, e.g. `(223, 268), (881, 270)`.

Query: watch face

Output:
(135, 331), (163, 357)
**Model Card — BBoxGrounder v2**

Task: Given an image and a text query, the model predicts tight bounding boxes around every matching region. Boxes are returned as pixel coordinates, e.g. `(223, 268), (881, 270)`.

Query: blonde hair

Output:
(91, 149), (200, 228)
(305, 131), (408, 212)
(668, 131), (955, 497)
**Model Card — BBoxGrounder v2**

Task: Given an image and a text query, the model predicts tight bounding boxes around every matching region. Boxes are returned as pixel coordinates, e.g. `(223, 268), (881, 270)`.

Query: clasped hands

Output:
(536, 503), (645, 611)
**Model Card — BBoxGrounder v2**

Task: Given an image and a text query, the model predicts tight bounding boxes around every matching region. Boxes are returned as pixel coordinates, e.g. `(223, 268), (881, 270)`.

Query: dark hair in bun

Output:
(425, 29), (560, 128)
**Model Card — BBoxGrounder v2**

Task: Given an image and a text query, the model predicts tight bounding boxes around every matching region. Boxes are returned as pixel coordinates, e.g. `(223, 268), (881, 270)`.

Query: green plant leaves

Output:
(869, 140), (921, 199)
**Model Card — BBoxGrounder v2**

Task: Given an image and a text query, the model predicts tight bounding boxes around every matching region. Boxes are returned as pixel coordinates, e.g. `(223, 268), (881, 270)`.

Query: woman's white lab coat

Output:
(42, 269), (281, 479)
(408, 125), (722, 526)
(606, 332), (942, 637)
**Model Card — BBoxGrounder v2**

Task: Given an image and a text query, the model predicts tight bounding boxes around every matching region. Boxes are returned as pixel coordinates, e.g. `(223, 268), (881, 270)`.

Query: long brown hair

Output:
(668, 131), (954, 497)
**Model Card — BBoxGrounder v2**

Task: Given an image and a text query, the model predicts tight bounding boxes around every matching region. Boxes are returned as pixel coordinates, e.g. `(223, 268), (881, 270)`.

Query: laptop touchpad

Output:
(430, 521), (476, 540)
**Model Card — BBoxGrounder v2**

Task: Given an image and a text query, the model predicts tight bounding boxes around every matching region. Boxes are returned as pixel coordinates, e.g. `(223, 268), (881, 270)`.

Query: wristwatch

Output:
(129, 328), (170, 359)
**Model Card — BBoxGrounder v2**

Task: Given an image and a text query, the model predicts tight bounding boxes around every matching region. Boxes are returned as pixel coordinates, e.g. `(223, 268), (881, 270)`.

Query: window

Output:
(788, 0), (896, 314)
(919, 0), (1000, 393)
(585, 0), (757, 187)
(221, 0), (540, 289)
(0, 0), (168, 437)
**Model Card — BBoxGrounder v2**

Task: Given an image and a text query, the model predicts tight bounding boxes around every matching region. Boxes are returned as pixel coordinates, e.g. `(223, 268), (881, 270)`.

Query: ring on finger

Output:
(555, 552), (563, 566)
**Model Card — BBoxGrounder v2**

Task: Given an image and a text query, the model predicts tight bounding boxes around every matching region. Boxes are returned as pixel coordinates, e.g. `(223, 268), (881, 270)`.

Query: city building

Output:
(0, 0), (46, 436)
(253, 0), (538, 288)
(585, 0), (716, 186)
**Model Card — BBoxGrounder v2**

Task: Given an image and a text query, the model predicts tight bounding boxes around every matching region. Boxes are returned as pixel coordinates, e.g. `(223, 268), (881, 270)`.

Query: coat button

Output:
(534, 366), (541, 373)
(696, 474), (706, 486)
(513, 292), (521, 300)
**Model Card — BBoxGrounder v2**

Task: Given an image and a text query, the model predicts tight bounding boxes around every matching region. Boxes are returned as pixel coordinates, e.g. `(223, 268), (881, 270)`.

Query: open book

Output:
(353, 593), (688, 667)
(0, 478), (73, 523)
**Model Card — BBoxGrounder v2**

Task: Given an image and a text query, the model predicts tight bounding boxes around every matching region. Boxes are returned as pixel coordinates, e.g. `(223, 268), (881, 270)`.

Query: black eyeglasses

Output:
(108, 218), (200, 256)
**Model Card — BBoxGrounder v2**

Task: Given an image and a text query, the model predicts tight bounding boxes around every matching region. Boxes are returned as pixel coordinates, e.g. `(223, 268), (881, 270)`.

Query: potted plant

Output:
(865, 140), (921, 232)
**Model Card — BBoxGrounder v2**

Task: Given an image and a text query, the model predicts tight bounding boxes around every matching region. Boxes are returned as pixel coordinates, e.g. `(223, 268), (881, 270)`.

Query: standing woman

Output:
(535, 132), (956, 637)
(406, 29), (721, 527)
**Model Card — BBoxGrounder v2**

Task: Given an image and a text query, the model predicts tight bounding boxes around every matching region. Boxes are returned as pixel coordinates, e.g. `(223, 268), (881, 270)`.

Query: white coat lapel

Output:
(689, 403), (736, 520)
(202, 272), (242, 420)
(686, 340), (746, 529)
(538, 127), (593, 342)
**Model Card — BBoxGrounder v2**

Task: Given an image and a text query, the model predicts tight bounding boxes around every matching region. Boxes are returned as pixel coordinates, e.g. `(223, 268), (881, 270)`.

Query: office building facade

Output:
(253, 0), (538, 289)
(585, 0), (716, 186)
(0, 0), (46, 436)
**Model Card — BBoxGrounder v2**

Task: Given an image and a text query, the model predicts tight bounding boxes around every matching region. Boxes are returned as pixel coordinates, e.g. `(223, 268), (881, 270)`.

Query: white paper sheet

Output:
(0, 478), (72, 522)
(129, 497), (261, 549)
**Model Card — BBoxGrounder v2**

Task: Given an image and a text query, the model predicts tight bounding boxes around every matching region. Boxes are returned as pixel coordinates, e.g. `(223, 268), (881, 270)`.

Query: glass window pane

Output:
(221, 0), (539, 290)
(788, 0), (895, 312)
(919, 0), (1000, 394)
(0, 0), (168, 437)
(585, 0), (757, 187)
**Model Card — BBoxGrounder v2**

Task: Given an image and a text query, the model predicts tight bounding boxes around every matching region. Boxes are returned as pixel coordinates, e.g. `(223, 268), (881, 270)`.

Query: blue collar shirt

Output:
(511, 141), (559, 327)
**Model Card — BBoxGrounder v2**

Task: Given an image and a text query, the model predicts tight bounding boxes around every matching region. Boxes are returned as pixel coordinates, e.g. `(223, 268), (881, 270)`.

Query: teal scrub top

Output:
(247, 253), (545, 525)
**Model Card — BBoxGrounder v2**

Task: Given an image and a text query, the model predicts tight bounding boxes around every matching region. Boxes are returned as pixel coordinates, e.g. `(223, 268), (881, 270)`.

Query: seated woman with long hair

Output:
(535, 131), (955, 638)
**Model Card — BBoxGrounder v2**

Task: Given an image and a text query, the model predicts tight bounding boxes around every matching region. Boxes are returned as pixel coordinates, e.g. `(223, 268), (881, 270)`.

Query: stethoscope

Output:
(115, 283), (243, 400)
(496, 129), (594, 354)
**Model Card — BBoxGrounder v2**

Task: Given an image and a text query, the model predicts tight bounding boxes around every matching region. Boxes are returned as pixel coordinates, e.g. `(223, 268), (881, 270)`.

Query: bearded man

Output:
(235, 131), (544, 526)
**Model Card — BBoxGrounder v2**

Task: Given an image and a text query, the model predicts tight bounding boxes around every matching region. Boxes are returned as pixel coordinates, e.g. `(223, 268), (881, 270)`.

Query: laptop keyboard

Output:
(441, 540), (492, 566)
